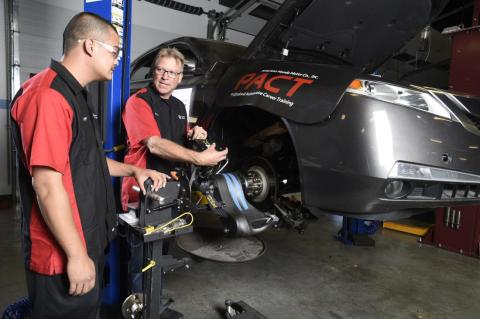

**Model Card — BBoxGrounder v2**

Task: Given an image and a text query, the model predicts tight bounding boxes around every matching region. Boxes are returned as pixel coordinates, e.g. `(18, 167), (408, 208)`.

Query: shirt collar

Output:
(149, 83), (172, 102)
(50, 59), (84, 96)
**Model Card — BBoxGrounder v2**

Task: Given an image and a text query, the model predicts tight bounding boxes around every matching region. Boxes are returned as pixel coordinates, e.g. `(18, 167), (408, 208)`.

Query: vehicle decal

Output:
(216, 61), (361, 124)
(231, 70), (316, 108)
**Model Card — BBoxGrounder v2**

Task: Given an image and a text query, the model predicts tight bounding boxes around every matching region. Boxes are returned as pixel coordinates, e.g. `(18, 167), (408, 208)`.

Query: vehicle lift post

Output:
(83, 0), (132, 306)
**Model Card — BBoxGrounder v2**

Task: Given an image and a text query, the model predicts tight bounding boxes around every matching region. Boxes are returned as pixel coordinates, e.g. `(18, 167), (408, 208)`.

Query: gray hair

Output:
(152, 47), (185, 70)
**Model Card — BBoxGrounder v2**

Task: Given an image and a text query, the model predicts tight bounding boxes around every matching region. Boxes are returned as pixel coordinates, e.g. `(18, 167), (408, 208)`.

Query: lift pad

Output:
(383, 220), (432, 236)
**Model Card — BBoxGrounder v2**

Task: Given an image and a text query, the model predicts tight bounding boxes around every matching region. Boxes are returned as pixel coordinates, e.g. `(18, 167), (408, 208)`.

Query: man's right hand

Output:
(67, 253), (96, 296)
(196, 143), (228, 166)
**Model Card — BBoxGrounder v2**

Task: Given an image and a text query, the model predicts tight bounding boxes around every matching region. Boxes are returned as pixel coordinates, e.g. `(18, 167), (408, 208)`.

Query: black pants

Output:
(25, 258), (104, 319)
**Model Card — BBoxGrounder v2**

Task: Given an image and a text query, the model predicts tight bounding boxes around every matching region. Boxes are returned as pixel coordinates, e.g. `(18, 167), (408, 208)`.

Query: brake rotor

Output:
(242, 157), (278, 211)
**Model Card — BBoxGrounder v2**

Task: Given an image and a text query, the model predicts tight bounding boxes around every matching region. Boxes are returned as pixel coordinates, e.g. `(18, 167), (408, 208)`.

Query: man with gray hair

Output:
(122, 47), (228, 209)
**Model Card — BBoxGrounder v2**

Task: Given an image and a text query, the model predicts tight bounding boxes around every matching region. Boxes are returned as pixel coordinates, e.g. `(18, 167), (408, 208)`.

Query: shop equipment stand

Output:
(120, 180), (193, 319)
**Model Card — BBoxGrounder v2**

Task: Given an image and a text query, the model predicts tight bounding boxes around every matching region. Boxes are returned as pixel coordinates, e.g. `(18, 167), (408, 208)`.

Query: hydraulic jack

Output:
(336, 217), (380, 246)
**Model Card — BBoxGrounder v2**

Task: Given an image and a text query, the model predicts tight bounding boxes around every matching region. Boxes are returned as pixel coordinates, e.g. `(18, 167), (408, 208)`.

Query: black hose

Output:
(143, 0), (205, 16)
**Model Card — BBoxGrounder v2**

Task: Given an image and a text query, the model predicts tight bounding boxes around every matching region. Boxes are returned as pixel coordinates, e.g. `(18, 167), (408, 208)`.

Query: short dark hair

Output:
(62, 12), (117, 54)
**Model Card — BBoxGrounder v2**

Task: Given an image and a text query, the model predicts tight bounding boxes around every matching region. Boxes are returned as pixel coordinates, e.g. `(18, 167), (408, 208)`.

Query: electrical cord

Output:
(144, 212), (194, 235)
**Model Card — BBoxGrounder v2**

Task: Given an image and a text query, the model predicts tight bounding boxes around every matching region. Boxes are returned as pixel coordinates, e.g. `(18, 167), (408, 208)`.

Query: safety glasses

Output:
(154, 67), (183, 79)
(78, 39), (120, 60)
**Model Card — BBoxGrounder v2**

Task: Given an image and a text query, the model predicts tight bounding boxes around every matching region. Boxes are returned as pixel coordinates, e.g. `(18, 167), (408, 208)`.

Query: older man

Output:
(122, 47), (228, 210)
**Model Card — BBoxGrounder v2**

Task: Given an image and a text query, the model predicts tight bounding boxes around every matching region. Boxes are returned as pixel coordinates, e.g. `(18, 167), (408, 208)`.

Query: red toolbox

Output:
(422, 206), (480, 257)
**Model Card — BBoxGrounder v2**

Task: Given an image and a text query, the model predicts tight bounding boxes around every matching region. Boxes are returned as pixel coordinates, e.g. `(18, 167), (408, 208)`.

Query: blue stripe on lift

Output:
(226, 173), (249, 211)
(222, 173), (244, 212)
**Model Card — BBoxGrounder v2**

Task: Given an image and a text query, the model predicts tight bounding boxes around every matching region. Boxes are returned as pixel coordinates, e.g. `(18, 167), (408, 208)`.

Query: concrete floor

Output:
(1, 205), (480, 319)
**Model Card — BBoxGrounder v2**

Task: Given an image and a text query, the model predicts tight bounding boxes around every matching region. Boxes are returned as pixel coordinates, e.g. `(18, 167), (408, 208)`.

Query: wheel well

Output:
(210, 106), (300, 195)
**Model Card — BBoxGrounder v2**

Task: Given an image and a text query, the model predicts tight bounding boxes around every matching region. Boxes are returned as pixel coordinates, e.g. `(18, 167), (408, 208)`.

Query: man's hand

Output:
(196, 143), (228, 166)
(132, 167), (170, 194)
(67, 253), (96, 296)
(188, 125), (208, 140)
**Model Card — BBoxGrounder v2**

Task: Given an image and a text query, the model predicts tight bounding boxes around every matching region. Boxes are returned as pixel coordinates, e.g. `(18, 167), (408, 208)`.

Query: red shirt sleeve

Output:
(122, 95), (161, 148)
(12, 89), (73, 175)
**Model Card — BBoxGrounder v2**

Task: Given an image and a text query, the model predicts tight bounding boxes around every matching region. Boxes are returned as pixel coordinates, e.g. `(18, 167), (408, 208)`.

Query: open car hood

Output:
(244, 0), (447, 72)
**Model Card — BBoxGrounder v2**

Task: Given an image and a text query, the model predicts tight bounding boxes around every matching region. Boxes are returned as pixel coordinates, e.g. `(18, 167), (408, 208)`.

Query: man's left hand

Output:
(188, 125), (208, 140)
(133, 168), (170, 194)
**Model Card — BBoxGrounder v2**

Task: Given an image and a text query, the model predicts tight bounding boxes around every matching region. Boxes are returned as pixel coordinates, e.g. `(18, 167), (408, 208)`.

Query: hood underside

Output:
(244, 0), (447, 72)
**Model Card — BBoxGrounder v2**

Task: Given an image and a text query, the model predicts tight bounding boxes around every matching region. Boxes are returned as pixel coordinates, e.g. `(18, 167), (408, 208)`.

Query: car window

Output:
(131, 64), (151, 82)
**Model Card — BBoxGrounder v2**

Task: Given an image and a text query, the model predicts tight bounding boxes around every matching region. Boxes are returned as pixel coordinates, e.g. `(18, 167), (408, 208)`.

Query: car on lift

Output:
(129, 0), (480, 227)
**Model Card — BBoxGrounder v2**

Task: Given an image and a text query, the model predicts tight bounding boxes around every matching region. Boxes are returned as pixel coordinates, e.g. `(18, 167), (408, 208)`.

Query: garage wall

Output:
(20, 0), (255, 64)
(16, 0), (256, 81)
(18, 0), (76, 83)
(131, 0), (256, 59)
(0, 3), (11, 195)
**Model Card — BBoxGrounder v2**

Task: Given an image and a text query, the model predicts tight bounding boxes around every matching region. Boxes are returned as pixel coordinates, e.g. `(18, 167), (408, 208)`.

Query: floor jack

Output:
(336, 217), (381, 246)
(120, 180), (193, 319)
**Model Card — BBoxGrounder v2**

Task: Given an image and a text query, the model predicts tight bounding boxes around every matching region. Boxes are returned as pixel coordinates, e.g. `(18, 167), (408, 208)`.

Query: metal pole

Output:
(84, 0), (133, 305)
(5, 0), (21, 202)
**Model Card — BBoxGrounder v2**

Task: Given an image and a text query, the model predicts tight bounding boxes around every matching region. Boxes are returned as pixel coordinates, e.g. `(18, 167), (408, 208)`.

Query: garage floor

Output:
(1, 204), (480, 319)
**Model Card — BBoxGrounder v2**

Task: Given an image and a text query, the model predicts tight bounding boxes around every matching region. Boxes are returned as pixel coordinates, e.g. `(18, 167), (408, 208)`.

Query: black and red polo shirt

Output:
(121, 84), (188, 210)
(10, 60), (117, 275)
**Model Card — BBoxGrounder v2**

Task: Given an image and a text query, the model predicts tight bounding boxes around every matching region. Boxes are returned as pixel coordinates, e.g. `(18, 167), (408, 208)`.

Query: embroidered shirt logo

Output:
(178, 115), (186, 120)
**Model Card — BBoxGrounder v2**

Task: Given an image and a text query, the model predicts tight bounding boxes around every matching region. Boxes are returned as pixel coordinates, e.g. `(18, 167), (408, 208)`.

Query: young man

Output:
(10, 12), (168, 319)
(121, 47), (228, 210)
